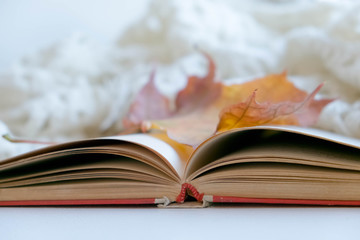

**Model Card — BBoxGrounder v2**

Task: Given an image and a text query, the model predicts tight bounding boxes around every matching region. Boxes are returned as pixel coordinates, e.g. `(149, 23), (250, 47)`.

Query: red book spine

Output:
(0, 198), (157, 206)
(211, 196), (360, 206)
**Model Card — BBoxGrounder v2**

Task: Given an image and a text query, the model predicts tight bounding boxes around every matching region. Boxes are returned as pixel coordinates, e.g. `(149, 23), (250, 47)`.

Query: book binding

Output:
(176, 183), (204, 203)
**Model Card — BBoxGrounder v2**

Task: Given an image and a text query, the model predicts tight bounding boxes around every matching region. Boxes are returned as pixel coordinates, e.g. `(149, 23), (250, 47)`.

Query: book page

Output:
(105, 134), (185, 177)
(185, 125), (360, 179)
(188, 131), (360, 181)
(253, 125), (360, 148)
(0, 134), (184, 202)
(185, 126), (360, 201)
(0, 133), (186, 183)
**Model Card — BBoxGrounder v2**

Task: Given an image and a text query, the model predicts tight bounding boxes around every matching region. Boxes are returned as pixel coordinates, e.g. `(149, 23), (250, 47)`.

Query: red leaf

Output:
(175, 52), (222, 114)
(122, 70), (172, 130)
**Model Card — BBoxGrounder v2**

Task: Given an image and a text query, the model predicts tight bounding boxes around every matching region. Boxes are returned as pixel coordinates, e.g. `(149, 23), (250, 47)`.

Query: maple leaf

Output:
(150, 73), (332, 146)
(122, 52), (222, 135)
(215, 72), (310, 109)
(216, 83), (333, 132)
(122, 55), (332, 147)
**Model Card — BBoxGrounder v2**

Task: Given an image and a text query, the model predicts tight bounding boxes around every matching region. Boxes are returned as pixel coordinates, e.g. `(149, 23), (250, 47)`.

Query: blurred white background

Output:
(0, 0), (149, 69)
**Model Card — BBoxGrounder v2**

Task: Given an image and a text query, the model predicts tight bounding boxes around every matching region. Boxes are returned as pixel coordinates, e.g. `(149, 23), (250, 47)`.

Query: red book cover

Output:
(2, 184), (360, 207)
(0, 198), (158, 206)
(210, 196), (360, 206)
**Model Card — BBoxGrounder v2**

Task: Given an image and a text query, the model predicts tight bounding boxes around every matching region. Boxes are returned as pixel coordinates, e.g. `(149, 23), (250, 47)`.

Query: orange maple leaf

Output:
(216, 83), (333, 132)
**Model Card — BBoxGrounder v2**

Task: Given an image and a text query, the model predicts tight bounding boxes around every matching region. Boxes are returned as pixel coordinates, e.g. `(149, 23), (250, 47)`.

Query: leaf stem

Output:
(2, 134), (55, 145)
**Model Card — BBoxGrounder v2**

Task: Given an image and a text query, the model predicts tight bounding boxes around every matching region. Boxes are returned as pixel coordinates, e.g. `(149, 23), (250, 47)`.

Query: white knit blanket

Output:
(1, 0), (360, 159)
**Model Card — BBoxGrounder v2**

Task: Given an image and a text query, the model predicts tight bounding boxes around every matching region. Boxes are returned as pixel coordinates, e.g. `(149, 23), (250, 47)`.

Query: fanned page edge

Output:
(0, 134), (184, 178)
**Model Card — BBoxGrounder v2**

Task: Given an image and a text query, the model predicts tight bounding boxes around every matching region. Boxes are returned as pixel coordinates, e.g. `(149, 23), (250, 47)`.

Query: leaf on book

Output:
(122, 56), (333, 147)
(151, 110), (219, 146)
(152, 73), (332, 146)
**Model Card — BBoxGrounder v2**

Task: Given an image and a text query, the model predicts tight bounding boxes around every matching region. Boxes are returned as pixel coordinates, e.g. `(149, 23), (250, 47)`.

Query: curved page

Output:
(185, 125), (360, 179)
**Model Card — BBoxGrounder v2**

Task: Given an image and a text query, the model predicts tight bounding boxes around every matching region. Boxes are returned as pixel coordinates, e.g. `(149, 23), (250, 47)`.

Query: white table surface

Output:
(2, 206), (360, 240)
(1, 1), (360, 239)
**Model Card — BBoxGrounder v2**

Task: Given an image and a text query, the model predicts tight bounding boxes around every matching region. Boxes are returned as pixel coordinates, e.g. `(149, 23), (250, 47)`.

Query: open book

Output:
(2, 125), (360, 207)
